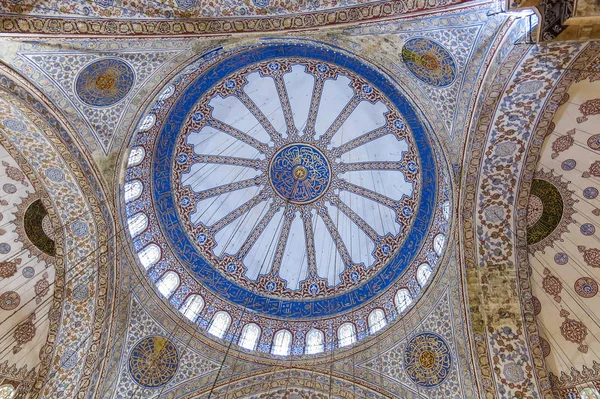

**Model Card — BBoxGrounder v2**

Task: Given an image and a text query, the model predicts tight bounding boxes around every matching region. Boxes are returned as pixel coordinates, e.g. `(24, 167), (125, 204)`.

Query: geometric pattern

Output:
(128, 336), (178, 388)
(526, 170), (576, 251)
(75, 58), (134, 107)
(14, 47), (184, 154)
(404, 332), (452, 387)
(402, 38), (457, 87)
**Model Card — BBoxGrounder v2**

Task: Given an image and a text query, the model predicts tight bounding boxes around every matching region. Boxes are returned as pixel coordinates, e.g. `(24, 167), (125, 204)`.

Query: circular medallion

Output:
(128, 336), (179, 388)
(269, 144), (330, 204)
(554, 252), (569, 265)
(75, 59), (134, 107)
(581, 223), (596, 236)
(575, 277), (598, 298)
(22, 266), (34, 278)
(401, 38), (457, 87)
(0, 291), (20, 310)
(2, 184), (16, 194)
(588, 134), (600, 151)
(404, 332), (452, 387)
(527, 171), (576, 253)
(0, 244), (11, 254)
(561, 159), (576, 171)
(584, 187), (599, 199)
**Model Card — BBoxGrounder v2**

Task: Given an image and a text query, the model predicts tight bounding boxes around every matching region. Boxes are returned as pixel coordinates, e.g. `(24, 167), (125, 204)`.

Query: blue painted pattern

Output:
(402, 38), (456, 87)
(75, 58), (134, 107)
(152, 43), (437, 319)
(128, 336), (178, 388)
(404, 332), (452, 387)
(269, 144), (330, 204)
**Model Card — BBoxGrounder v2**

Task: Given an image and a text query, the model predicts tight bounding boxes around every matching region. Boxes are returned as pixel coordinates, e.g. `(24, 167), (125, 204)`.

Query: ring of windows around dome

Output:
(121, 41), (452, 356)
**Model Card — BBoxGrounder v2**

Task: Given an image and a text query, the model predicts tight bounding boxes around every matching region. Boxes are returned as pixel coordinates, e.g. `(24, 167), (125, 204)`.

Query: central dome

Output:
(122, 41), (451, 354)
(171, 52), (421, 300)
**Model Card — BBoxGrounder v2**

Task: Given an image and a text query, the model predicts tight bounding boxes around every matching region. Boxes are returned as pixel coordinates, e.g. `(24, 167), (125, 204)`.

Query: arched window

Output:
(417, 263), (432, 287)
(433, 234), (445, 256)
(128, 147), (145, 166)
(338, 323), (356, 348)
(208, 311), (231, 339)
(158, 85), (175, 101)
(0, 385), (15, 399)
(180, 295), (204, 322)
(139, 114), (156, 132)
(128, 213), (148, 238)
(581, 388), (600, 399)
(368, 309), (387, 334)
(157, 271), (179, 298)
(239, 323), (261, 351)
(443, 200), (451, 221)
(124, 180), (143, 202)
(305, 329), (324, 355)
(395, 289), (412, 313)
(138, 244), (160, 269)
(272, 330), (292, 356)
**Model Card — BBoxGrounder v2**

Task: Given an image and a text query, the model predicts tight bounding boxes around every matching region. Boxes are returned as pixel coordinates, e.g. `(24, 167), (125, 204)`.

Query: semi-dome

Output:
(121, 40), (452, 356)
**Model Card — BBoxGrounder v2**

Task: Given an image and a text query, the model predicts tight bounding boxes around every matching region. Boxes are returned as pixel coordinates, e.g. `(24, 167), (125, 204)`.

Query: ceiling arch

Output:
(0, 63), (117, 399)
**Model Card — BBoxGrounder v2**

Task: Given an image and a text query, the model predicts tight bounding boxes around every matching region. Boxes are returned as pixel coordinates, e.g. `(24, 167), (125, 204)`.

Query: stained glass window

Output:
(305, 329), (324, 355)
(338, 323), (356, 348)
(181, 295), (204, 321)
(368, 309), (387, 334)
(128, 147), (145, 166)
(128, 213), (148, 238)
(239, 323), (261, 351)
(417, 263), (432, 287)
(138, 244), (160, 269)
(208, 311), (231, 339)
(124, 180), (143, 202)
(395, 289), (412, 313)
(157, 271), (179, 298)
(272, 330), (292, 356)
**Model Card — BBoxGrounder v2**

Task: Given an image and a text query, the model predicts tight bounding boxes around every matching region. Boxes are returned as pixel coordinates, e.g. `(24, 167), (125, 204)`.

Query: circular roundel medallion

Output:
(584, 187), (599, 199)
(75, 58), (134, 107)
(588, 134), (600, 151)
(575, 277), (598, 298)
(269, 144), (331, 204)
(128, 336), (178, 388)
(0, 291), (20, 310)
(404, 332), (452, 387)
(561, 159), (576, 171)
(401, 38), (456, 87)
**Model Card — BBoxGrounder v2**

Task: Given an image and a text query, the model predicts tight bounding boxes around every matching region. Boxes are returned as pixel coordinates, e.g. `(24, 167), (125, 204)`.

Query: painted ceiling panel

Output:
(529, 76), (600, 392)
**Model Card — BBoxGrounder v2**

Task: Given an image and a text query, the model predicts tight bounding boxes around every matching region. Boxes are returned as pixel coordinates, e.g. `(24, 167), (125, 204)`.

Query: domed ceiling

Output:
(122, 40), (452, 355)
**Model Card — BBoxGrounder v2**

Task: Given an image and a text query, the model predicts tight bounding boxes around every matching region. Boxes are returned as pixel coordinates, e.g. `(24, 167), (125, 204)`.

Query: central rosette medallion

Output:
(269, 144), (331, 204)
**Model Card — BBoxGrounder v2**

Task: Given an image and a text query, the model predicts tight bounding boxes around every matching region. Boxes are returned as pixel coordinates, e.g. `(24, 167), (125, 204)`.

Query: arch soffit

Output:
(0, 62), (117, 399)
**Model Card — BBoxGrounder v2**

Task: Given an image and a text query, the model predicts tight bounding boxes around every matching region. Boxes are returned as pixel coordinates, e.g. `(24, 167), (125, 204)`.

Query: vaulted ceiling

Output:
(0, 1), (598, 399)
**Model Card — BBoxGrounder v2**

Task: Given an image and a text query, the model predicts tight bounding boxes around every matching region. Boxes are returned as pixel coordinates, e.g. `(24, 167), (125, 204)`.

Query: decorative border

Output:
(460, 38), (599, 399)
(0, 0), (467, 37)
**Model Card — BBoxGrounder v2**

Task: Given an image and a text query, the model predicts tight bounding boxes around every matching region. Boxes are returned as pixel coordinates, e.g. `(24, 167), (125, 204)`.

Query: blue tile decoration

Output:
(75, 58), (135, 107)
